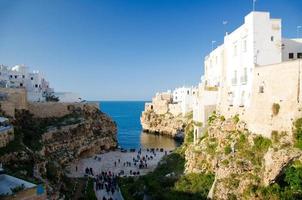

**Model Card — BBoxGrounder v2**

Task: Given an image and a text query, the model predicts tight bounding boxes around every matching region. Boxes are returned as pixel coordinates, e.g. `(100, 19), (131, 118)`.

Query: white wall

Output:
(282, 39), (302, 61)
(54, 92), (82, 103)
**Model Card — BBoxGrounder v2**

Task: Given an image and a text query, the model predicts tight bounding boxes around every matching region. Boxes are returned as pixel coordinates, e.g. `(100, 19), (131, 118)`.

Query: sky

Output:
(0, 0), (301, 101)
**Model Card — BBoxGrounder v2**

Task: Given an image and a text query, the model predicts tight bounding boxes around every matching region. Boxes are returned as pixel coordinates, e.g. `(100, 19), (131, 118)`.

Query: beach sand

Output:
(66, 148), (171, 178)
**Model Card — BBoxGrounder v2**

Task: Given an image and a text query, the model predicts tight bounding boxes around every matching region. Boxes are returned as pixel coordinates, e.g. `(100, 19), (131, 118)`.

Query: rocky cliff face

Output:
(42, 104), (117, 165)
(184, 113), (302, 199)
(0, 103), (117, 199)
(140, 110), (187, 138)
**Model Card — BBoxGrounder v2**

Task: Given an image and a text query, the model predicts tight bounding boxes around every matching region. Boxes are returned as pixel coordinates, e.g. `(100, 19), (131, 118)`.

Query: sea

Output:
(100, 101), (181, 150)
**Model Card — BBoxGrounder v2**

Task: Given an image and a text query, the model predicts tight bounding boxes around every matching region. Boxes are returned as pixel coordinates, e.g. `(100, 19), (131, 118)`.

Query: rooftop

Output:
(0, 174), (36, 195)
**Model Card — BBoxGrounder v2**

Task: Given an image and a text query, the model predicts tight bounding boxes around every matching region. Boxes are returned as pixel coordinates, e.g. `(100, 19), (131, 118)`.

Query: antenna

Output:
(253, 0), (256, 11)
(223, 20), (228, 35)
(297, 26), (302, 38)
(211, 40), (216, 51)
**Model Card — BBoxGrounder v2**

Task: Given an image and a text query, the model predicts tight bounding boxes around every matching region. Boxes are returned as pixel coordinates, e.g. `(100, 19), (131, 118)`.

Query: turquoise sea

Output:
(100, 101), (180, 149)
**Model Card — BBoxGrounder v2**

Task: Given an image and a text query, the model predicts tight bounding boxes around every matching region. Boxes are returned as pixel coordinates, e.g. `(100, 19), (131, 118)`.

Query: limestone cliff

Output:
(0, 103), (117, 199)
(184, 113), (302, 199)
(140, 110), (187, 138)
(42, 104), (117, 165)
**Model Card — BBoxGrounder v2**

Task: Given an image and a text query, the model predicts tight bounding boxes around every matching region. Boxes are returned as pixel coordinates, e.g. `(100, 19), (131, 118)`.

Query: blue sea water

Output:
(100, 101), (179, 149)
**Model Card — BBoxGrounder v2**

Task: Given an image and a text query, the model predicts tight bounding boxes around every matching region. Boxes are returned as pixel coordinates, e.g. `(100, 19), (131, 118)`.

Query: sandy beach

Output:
(66, 148), (172, 178)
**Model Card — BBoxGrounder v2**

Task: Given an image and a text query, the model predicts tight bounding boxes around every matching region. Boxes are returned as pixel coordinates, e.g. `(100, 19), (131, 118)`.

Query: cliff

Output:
(184, 112), (302, 199)
(0, 102), (117, 198)
(42, 104), (117, 165)
(140, 110), (188, 138)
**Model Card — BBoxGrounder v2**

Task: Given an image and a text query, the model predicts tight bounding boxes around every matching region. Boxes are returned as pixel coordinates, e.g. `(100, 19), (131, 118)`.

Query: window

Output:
(234, 44), (237, 56)
(232, 70), (237, 85)
(187, 90), (189, 95)
(271, 36), (274, 42)
(10, 75), (12, 78)
(259, 86), (264, 93)
(243, 40), (247, 52)
(22, 75), (25, 78)
(20, 83), (23, 87)
(298, 53), (302, 59)
(14, 75), (17, 79)
(31, 77), (33, 80)
(35, 84), (38, 88)
(289, 53), (294, 59)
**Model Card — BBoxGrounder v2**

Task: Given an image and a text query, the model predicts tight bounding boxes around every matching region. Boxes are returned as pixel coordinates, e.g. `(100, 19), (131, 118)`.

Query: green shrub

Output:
(221, 159), (230, 166)
(294, 118), (302, 150)
(206, 138), (218, 155)
(175, 173), (215, 197)
(224, 145), (232, 155)
(253, 136), (271, 153)
(272, 103), (280, 116)
(208, 112), (217, 125)
(233, 114), (240, 123)
(220, 115), (226, 121)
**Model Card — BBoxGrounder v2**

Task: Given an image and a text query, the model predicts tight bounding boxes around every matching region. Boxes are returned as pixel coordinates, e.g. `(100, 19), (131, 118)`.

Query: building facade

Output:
(0, 65), (54, 102)
(193, 11), (302, 142)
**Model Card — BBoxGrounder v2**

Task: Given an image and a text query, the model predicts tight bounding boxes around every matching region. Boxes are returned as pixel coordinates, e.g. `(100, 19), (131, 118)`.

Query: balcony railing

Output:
(240, 76), (248, 85)
(231, 78), (237, 86)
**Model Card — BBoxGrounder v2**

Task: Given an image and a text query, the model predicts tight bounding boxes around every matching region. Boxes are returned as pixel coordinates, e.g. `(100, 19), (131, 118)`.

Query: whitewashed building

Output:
(0, 64), (54, 102)
(172, 86), (197, 116)
(54, 92), (82, 103)
(192, 11), (302, 143)
(216, 11), (302, 108)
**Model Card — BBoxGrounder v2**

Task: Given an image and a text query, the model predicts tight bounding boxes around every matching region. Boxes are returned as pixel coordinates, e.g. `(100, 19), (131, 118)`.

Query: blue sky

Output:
(0, 0), (301, 100)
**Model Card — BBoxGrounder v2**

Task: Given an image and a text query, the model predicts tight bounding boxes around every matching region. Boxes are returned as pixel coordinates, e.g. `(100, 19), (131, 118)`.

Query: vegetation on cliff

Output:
(184, 113), (302, 199)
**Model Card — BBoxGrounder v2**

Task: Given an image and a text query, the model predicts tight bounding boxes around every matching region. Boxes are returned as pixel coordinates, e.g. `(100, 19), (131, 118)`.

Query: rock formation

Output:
(42, 104), (117, 165)
(0, 102), (117, 199)
(184, 113), (302, 199)
(141, 110), (187, 138)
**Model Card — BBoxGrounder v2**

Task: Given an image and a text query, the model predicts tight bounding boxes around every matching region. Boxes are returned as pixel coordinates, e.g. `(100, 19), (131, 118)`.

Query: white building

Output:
(172, 86), (197, 116)
(192, 78), (218, 143)
(54, 92), (82, 103)
(205, 11), (302, 109)
(192, 11), (302, 143)
(0, 64), (54, 102)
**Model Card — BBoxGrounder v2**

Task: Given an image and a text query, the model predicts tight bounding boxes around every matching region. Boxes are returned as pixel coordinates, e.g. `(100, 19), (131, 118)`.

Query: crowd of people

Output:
(95, 171), (118, 200)
(81, 148), (170, 199)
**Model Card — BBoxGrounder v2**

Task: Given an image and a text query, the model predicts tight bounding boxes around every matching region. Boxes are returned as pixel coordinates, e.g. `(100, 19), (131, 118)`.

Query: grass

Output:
(224, 145), (232, 155)
(294, 118), (302, 150)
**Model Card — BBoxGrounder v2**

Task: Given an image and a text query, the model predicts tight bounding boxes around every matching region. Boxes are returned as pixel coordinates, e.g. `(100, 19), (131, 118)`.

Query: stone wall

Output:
(0, 88), (27, 117)
(168, 103), (182, 116)
(28, 102), (99, 118)
(218, 60), (302, 137)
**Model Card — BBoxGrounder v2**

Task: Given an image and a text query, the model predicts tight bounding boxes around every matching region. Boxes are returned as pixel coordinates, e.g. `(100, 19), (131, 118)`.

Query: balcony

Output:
(240, 76), (248, 85)
(231, 78), (237, 86)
